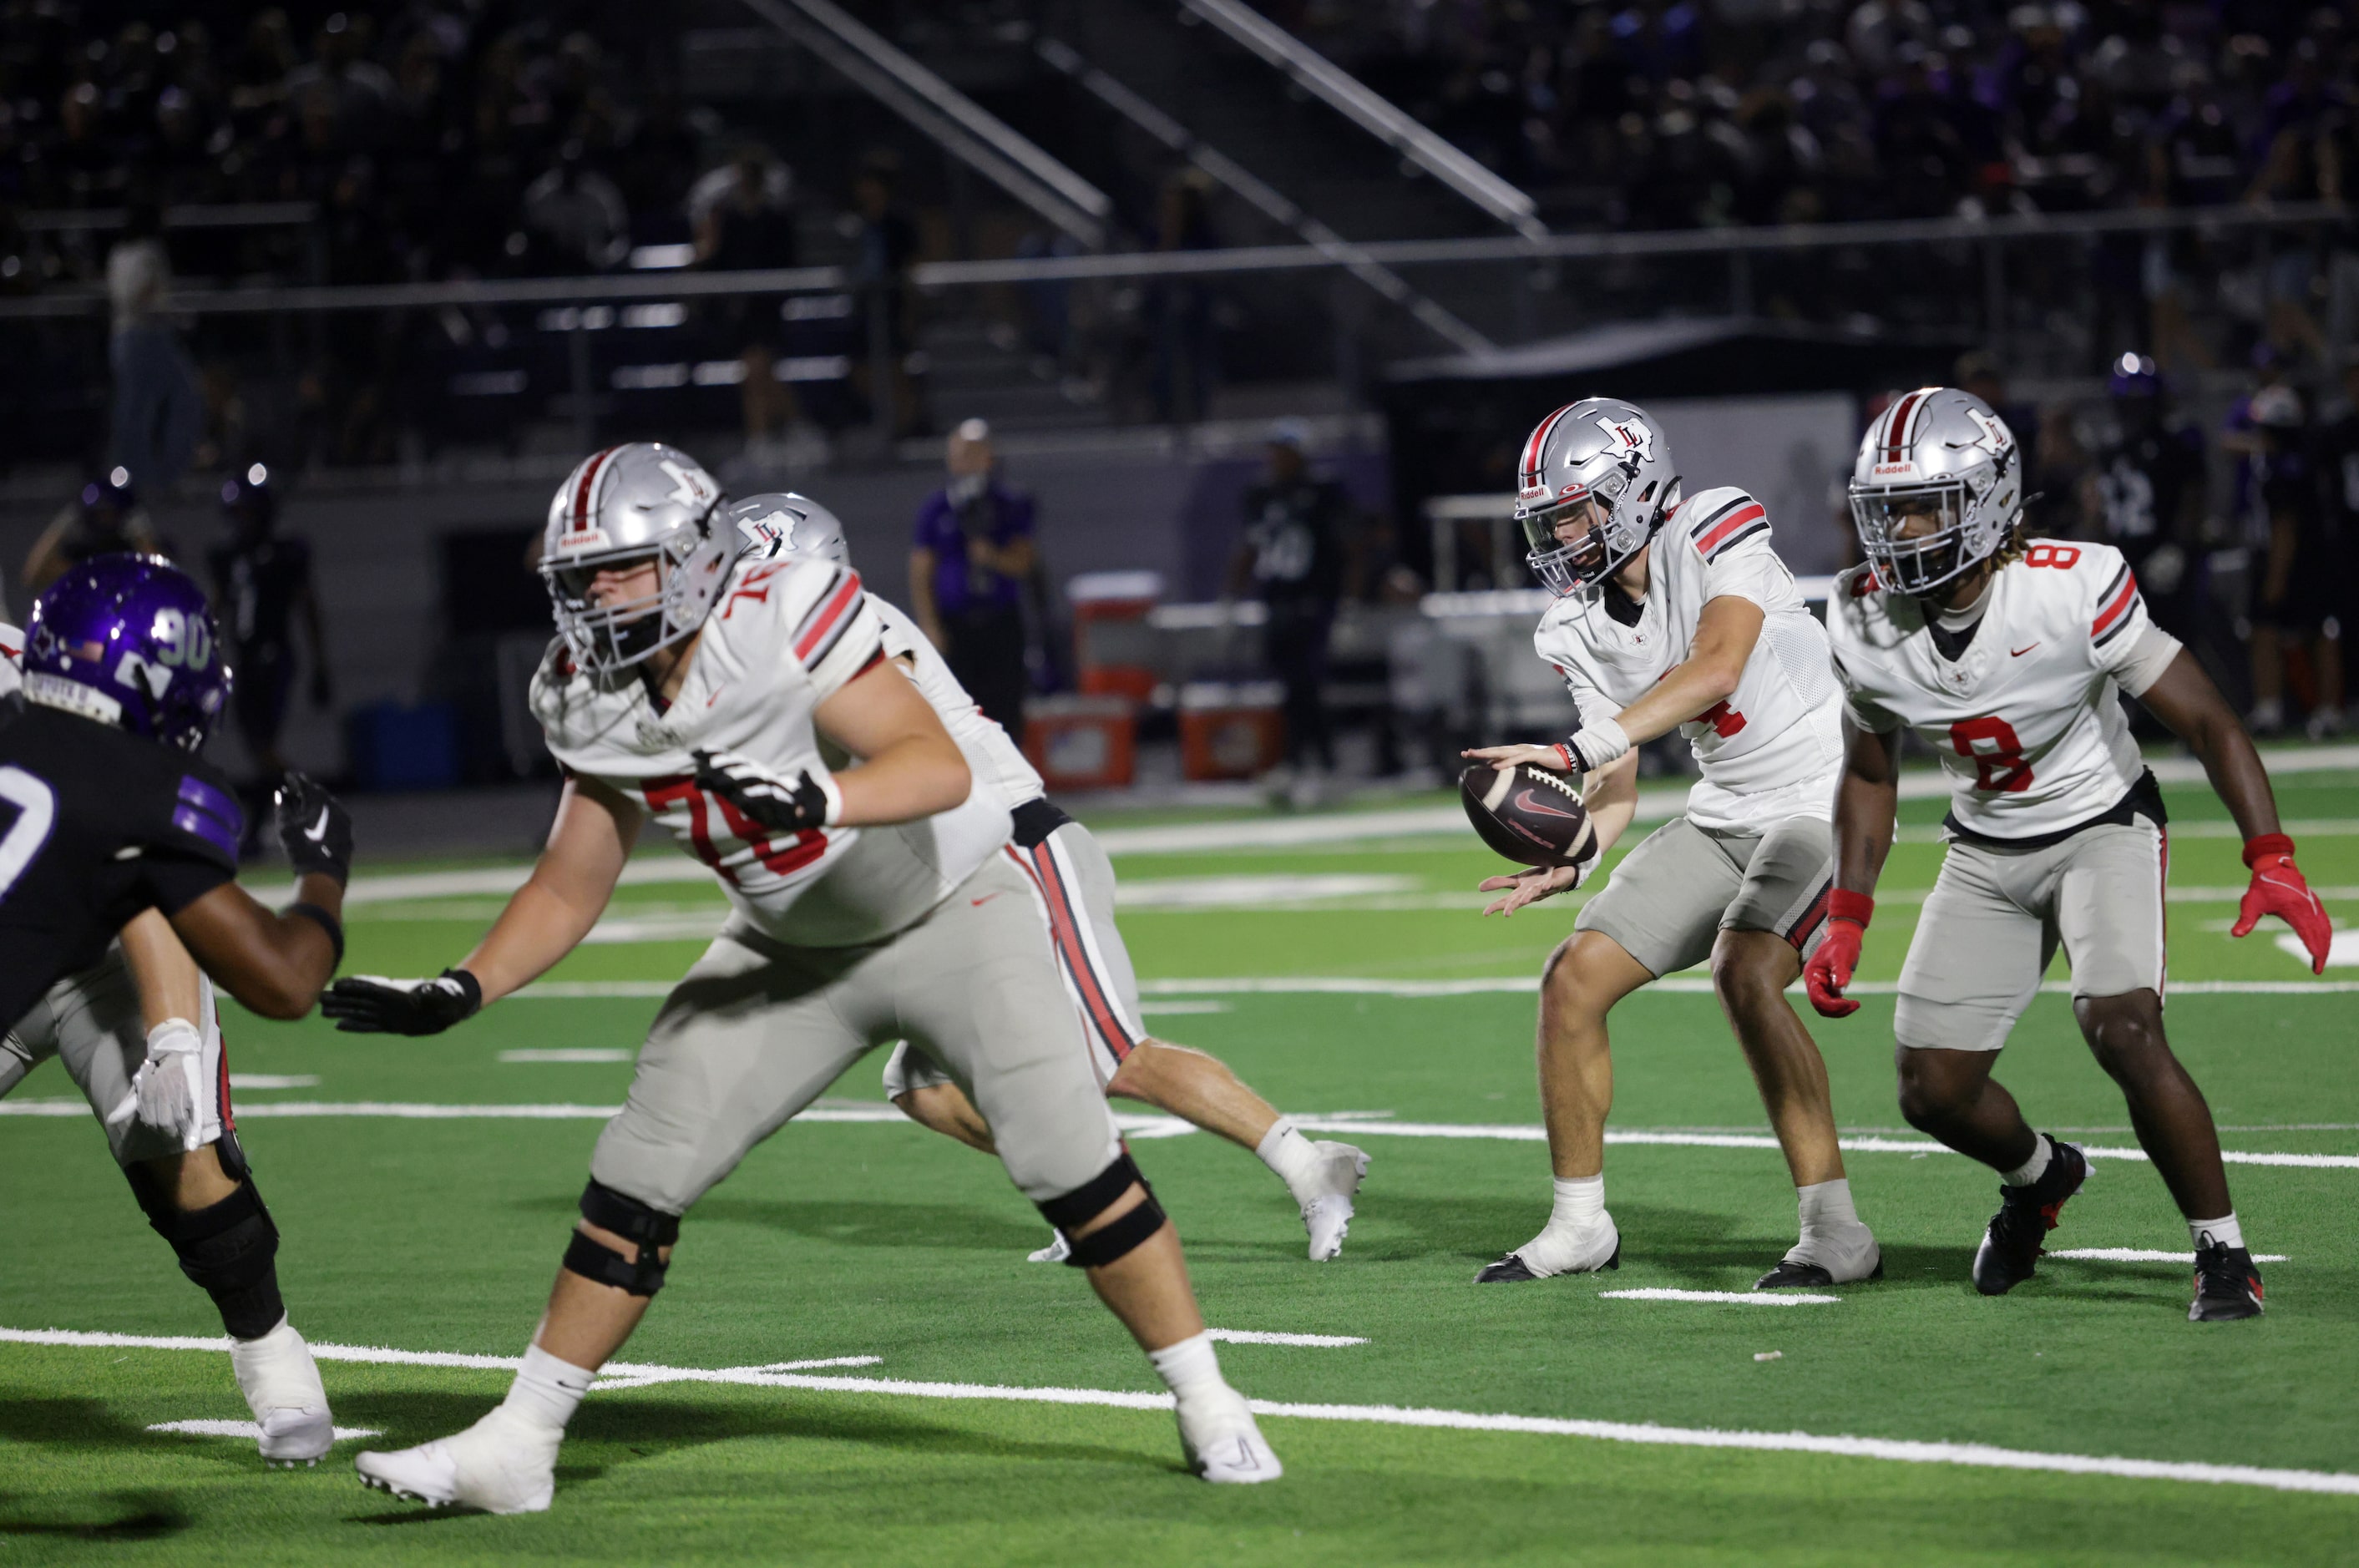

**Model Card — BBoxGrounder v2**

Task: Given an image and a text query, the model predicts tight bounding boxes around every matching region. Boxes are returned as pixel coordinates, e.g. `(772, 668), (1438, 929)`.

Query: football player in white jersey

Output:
(724, 493), (1371, 1262)
(1463, 398), (1882, 1290)
(325, 446), (1278, 1511)
(1807, 387), (2333, 1321)
(0, 625), (336, 1465)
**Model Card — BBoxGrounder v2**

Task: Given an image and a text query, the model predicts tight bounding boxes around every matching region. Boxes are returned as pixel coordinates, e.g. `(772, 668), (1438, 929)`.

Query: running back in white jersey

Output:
(873, 599), (1045, 809)
(1533, 487), (1846, 831)
(1827, 540), (2178, 839)
(529, 554), (1011, 947)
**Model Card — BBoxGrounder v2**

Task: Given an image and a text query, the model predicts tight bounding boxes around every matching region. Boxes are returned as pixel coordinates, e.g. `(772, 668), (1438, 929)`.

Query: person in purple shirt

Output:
(909, 418), (1035, 729)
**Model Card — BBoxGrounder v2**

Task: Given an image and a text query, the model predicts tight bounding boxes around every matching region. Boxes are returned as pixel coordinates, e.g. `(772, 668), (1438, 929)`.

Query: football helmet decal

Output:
(1848, 387), (2022, 596)
(23, 554), (231, 751)
(721, 493), (849, 568)
(540, 443), (729, 674)
(1516, 397), (1681, 596)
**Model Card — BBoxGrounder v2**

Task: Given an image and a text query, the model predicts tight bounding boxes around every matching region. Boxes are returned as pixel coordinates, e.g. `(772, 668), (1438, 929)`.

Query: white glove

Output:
(105, 1018), (208, 1151)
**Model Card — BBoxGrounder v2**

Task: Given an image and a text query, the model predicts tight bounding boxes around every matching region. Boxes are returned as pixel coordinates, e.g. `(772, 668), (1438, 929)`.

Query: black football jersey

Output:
(0, 696), (241, 1033)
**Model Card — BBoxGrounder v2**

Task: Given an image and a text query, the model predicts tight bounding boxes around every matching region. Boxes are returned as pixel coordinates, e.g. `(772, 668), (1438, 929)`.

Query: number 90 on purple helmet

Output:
(21, 553), (231, 752)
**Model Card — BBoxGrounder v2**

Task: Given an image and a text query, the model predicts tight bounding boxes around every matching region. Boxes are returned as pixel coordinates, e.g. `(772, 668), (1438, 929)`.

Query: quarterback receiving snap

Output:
(1462, 398), (1881, 1292)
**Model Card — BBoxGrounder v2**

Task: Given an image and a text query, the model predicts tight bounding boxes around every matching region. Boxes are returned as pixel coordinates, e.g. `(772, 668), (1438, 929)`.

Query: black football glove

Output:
(691, 748), (837, 835)
(321, 969), (483, 1035)
(274, 771), (353, 885)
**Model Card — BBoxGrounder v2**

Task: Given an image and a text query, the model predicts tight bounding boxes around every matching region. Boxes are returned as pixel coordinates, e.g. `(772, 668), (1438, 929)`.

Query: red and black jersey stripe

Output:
(2092, 563), (2140, 647)
(1784, 878), (1835, 953)
(791, 566), (867, 669)
(1688, 493), (1769, 562)
(1005, 843), (1142, 1064)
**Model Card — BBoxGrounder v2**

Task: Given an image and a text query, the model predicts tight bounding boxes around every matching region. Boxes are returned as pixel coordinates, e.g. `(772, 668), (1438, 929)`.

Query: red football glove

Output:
(2231, 833), (2333, 975)
(1804, 891), (1874, 1018)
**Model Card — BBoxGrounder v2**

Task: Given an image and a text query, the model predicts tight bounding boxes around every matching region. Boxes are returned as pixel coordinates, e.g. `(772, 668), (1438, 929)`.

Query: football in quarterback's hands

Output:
(1459, 762), (1598, 869)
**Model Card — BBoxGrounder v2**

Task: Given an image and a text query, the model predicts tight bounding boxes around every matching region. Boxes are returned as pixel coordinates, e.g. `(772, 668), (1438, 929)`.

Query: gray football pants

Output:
(590, 851), (1124, 1216)
(1, 952), (226, 1166)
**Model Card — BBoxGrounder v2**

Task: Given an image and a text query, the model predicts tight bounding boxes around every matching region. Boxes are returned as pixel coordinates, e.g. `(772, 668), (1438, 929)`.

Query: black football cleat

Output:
(1474, 1242), (1618, 1283)
(1754, 1257), (1884, 1290)
(1972, 1138), (2088, 1296)
(2189, 1241), (2265, 1322)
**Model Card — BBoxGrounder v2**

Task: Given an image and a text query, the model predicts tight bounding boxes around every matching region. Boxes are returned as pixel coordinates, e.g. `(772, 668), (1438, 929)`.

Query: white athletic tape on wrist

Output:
(1568, 716), (1631, 771)
(814, 771), (843, 828)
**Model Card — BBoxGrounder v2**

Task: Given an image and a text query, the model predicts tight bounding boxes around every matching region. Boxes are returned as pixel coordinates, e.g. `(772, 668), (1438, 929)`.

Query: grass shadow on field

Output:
(335, 1389), (1169, 1480)
(0, 1397), (170, 1452)
(0, 1490), (189, 1541)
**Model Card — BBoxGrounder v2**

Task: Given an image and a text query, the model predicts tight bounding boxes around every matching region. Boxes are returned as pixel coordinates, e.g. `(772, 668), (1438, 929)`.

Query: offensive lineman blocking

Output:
(1807, 387), (2333, 1319)
(1466, 398), (1881, 1289)
(327, 445), (1278, 1511)
(723, 493), (1370, 1262)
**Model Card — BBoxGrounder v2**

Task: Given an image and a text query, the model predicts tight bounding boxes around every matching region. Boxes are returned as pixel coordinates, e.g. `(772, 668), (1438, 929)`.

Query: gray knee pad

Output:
(1035, 1151), (1167, 1268)
(563, 1179), (681, 1297)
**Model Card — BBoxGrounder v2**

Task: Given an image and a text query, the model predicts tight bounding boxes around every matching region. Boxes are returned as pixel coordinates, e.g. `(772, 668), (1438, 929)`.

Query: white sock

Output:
(1795, 1178), (1860, 1238)
(2000, 1133), (2053, 1187)
(1255, 1120), (1319, 1187)
(500, 1343), (596, 1435)
(1147, 1331), (1230, 1406)
(2189, 1213), (2245, 1251)
(1549, 1174), (1606, 1232)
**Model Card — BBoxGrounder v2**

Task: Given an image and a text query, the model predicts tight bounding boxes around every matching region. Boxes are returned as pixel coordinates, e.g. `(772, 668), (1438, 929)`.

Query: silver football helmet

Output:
(721, 492), (848, 567)
(1848, 387), (2022, 595)
(540, 442), (729, 673)
(1516, 397), (1681, 596)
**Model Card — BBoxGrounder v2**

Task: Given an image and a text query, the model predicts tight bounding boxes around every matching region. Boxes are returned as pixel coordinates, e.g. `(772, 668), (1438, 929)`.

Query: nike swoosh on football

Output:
(303, 807), (332, 842)
(2010, 643), (2040, 656)
(971, 893), (1000, 907)
(1512, 790), (1582, 820)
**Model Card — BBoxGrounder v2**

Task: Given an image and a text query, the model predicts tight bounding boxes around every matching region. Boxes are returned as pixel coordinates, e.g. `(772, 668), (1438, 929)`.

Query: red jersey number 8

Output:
(1951, 716), (2034, 793)
(2022, 543), (2080, 569)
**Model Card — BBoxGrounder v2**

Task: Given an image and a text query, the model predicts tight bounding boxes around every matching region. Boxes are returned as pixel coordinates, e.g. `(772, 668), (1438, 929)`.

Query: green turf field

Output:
(7, 761), (2359, 1564)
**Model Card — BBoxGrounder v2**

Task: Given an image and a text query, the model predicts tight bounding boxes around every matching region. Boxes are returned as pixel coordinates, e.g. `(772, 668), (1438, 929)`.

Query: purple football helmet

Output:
(22, 554), (233, 751)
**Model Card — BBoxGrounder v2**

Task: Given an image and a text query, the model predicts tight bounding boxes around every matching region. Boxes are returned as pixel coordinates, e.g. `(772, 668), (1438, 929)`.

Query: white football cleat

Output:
(1290, 1141), (1369, 1262)
(1175, 1388), (1282, 1484)
(355, 1408), (558, 1515)
(229, 1318), (333, 1467)
(1027, 1230), (1071, 1264)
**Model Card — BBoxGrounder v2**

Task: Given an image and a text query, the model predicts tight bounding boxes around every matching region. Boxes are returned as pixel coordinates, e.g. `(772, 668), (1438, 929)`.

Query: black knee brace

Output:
(1036, 1151), (1167, 1268)
(563, 1179), (681, 1297)
(129, 1169), (285, 1340)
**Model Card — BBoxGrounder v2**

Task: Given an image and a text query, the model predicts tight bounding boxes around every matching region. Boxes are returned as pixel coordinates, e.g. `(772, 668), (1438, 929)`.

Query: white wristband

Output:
(813, 770), (844, 828)
(1568, 716), (1631, 771)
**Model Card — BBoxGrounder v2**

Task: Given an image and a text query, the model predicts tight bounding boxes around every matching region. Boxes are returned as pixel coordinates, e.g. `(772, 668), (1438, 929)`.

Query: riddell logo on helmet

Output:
(1873, 463), (1915, 476)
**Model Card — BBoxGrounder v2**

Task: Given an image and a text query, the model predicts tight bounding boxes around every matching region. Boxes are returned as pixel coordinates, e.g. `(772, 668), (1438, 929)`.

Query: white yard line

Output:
(2049, 1249), (2291, 1264)
(148, 1419), (381, 1440)
(1599, 1289), (1839, 1306)
(499, 1049), (634, 1064)
(8, 1327), (2356, 1497)
(1121, 976), (2359, 999)
(8, 1098), (2351, 1167)
(1205, 1329), (1367, 1348)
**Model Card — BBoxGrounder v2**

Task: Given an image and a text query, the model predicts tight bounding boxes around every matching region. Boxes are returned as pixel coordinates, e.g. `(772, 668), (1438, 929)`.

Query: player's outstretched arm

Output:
(811, 657), (972, 825)
(166, 774), (353, 1019)
(2136, 648), (2333, 971)
(323, 776), (640, 1034)
(1805, 720), (1901, 1018)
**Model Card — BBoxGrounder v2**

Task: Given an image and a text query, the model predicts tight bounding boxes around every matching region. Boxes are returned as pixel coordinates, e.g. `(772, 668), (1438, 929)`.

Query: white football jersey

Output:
(0, 623), (18, 691)
(1533, 487), (1845, 832)
(873, 599), (1045, 809)
(529, 554), (1010, 948)
(1828, 540), (2169, 838)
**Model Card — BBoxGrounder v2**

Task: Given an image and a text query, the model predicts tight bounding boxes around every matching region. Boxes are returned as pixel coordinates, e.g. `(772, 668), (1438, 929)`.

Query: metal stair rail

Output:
(1034, 37), (1491, 356)
(735, 0), (1113, 250)
(1176, 0), (1547, 242)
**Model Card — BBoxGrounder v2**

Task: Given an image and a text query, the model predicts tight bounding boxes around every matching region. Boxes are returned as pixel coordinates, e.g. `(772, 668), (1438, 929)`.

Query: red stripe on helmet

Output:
(1882, 391), (1925, 463)
(571, 446), (619, 534)
(1520, 404), (1579, 487)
